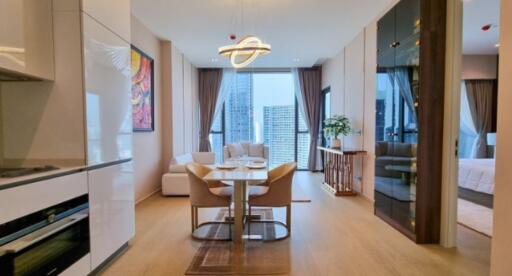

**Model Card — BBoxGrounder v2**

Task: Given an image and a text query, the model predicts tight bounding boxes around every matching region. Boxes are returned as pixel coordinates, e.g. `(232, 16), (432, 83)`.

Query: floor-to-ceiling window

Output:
(209, 71), (310, 169)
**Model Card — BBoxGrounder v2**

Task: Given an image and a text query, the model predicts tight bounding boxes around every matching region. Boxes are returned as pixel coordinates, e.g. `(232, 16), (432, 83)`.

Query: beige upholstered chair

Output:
(185, 163), (233, 239)
(248, 162), (297, 238)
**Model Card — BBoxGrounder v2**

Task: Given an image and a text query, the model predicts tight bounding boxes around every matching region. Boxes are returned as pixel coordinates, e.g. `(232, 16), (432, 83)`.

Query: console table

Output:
(318, 147), (367, 196)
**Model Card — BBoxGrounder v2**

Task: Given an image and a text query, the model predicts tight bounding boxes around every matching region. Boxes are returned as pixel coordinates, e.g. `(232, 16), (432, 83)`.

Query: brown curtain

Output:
(465, 80), (495, 158)
(198, 69), (223, 152)
(297, 67), (322, 171)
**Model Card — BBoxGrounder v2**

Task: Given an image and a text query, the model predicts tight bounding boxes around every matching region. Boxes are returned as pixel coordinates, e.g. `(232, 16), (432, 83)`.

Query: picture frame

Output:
(131, 45), (155, 132)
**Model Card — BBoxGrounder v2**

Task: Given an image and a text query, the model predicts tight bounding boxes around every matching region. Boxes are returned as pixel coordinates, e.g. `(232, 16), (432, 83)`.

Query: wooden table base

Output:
(319, 147), (366, 197)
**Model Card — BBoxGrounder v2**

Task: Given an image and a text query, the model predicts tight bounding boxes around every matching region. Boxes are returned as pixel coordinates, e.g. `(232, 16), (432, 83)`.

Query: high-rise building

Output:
(263, 105), (296, 168)
(225, 73), (254, 144)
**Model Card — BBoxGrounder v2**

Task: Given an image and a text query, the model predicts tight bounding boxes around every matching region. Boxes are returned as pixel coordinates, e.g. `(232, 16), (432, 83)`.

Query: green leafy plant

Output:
(323, 115), (351, 139)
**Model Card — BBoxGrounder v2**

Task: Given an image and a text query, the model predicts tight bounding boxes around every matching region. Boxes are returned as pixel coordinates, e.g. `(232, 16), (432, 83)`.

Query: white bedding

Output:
(459, 159), (495, 195)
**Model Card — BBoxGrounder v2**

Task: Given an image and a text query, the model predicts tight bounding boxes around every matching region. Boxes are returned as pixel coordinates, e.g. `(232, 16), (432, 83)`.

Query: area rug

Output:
(185, 208), (290, 275)
(457, 198), (493, 237)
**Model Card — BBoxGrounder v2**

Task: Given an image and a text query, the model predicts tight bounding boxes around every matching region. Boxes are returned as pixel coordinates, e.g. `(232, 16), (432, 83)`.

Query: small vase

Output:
(330, 138), (342, 149)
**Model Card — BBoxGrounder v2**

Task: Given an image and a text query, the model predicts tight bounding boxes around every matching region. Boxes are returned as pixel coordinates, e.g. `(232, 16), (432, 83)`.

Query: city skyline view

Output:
(210, 72), (310, 169)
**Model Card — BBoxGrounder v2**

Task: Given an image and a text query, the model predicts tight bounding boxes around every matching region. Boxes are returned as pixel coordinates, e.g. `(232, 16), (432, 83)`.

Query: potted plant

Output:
(323, 115), (351, 149)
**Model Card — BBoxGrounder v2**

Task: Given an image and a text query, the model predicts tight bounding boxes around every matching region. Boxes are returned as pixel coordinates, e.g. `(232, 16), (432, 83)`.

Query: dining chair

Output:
(248, 162), (297, 239)
(185, 163), (233, 240)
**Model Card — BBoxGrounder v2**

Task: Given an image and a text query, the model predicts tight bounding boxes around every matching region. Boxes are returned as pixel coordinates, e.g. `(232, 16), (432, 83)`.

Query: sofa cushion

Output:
(248, 143), (264, 157)
(192, 152), (215, 164)
(227, 156), (266, 162)
(388, 143), (412, 157)
(227, 143), (245, 158)
(240, 142), (251, 155)
(169, 164), (187, 173)
(173, 153), (194, 164)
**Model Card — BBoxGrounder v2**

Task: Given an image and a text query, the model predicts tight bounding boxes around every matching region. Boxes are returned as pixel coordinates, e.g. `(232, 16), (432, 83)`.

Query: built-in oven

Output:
(0, 195), (89, 276)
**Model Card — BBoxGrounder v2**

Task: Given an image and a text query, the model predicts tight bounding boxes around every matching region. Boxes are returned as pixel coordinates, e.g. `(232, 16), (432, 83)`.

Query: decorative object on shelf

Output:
(323, 115), (351, 149)
(218, 35), (271, 69)
(218, 0), (270, 68)
(131, 45), (154, 132)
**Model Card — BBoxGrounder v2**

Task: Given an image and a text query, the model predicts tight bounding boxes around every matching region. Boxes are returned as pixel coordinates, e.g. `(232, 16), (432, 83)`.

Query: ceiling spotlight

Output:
(495, 43), (500, 48)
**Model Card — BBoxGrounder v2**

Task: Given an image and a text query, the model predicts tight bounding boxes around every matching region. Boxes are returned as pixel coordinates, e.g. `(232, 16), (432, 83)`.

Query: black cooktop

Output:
(0, 165), (59, 178)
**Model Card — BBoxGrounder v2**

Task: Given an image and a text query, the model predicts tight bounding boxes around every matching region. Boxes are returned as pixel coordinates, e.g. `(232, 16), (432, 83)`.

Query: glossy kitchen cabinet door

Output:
(88, 162), (135, 270)
(81, 0), (131, 42)
(0, 0), (54, 80)
(82, 13), (133, 166)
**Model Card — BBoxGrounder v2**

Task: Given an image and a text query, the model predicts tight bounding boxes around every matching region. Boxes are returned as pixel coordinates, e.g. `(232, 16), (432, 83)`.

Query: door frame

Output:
(441, 0), (463, 248)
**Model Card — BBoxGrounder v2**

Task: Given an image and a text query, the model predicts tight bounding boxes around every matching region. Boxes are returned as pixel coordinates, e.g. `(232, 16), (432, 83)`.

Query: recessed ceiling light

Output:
(293, 58), (300, 62)
(495, 43), (500, 48)
(211, 58), (218, 62)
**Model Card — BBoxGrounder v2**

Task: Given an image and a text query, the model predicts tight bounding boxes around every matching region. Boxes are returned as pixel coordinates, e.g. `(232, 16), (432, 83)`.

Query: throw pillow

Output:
(228, 143), (245, 158)
(249, 143), (264, 157)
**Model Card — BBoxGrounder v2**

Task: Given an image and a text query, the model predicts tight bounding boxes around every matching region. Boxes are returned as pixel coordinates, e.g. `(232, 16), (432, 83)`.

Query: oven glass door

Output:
(0, 216), (89, 276)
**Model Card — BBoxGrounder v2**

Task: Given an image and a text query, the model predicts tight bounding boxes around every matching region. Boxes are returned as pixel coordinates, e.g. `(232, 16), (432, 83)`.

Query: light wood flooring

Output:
(102, 172), (491, 276)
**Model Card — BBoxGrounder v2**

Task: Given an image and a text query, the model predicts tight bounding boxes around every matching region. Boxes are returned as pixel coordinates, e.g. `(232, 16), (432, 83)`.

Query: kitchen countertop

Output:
(0, 159), (133, 191)
(0, 166), (87, 191)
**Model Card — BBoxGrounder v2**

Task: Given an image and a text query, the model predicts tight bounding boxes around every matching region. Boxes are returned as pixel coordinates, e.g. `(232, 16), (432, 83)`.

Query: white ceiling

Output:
(131, 0), (394, 68)
(463, 0), (500, 54)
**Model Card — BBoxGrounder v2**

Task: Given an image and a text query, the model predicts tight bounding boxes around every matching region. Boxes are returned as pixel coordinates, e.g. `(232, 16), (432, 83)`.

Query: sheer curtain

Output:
(459, 81), (478, 158)
(213, 69), (236, 122)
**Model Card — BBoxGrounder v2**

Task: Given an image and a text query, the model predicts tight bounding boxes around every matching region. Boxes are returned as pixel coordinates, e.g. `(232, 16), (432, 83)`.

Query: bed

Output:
(458, 158), (495, 208)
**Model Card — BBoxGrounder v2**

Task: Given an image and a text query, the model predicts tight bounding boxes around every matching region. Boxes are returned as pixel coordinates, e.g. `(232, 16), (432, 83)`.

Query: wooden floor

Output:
(102, 172), (491, 276)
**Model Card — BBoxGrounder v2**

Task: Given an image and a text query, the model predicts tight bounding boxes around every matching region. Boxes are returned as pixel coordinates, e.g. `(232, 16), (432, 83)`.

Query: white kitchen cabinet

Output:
(88, 162), (135, 270)
(0, 171), (87, 225)
(82, 13), (133, 166)
(0, 0), (54, 80)
(81, 0), (131, 42)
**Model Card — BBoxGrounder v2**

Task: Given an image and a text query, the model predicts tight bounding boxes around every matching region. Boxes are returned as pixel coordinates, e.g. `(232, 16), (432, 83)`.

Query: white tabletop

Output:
(204, 167), (268, 181)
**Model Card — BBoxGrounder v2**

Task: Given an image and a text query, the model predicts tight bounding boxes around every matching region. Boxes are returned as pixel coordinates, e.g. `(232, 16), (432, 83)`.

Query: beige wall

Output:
(461, 55), (498, 80)
(130, 16), (165, 202)
(491, 0), (512, 274)
(321, 22), (378, 200)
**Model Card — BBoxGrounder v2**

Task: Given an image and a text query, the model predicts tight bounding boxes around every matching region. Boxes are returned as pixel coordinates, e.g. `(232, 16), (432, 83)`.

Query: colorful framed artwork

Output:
(131, 45), (155, 132)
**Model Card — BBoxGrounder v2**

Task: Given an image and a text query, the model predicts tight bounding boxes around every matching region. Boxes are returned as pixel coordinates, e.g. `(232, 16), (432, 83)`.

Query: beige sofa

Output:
(162, 152), (215, 196)
(223, 142), (269, 162)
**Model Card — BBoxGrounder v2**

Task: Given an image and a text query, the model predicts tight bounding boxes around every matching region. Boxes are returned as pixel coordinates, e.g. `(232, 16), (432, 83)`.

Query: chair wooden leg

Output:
(248, 205), (252, 236)
(286, 204), (291, 234)
(191, 206), (195, 233)
(195, 207), (199, 231)
(228, 206), (232, 240)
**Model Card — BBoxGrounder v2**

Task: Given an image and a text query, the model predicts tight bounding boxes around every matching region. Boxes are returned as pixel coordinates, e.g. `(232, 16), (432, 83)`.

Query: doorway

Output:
(443, 0), (500, 248)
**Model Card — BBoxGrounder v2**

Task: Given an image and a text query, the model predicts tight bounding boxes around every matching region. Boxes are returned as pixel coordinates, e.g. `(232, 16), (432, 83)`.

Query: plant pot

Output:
(330, 138), (342, 149)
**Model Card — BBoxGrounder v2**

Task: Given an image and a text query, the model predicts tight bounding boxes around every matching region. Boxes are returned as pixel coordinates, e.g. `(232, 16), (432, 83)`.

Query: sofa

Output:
(375, 141), (417, 178)
(162, 152), (215, 196)
(223, 142), (269, 162)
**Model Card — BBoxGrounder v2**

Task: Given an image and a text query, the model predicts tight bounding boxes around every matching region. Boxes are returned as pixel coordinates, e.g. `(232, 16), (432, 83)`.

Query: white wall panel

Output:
(171, 45), (184, 156)
(183, 59), (193, 154)
(321, 24), (378, 200)
(362, 22), (378, 200)
(170, 45), (199, 157)
(344, 31), (365, 150)
(191, 65), (200, 151)
(81, 0), (131, 42)
(322, 50), (345, 116)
